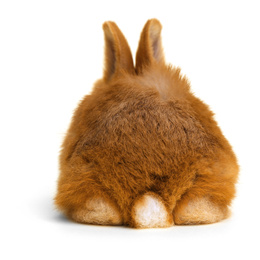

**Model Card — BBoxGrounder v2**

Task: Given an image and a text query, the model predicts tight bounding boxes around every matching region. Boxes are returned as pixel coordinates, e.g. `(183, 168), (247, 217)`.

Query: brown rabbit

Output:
(55, 19), (239, 228)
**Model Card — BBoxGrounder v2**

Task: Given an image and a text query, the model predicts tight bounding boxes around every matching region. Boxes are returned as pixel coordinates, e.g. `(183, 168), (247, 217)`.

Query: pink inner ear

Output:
(149, 22), (163, 62)
(152, 37), (160, 61)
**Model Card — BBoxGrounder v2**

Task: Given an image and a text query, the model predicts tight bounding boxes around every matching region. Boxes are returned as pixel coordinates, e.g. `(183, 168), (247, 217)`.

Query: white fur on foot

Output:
(133, 194), (172, 228)
(177, 197), (227, 224)
(72, 197), (122, 225)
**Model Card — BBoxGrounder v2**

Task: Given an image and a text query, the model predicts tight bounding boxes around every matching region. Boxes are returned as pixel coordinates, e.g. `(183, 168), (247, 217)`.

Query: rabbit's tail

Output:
(130, 192), (174, 228)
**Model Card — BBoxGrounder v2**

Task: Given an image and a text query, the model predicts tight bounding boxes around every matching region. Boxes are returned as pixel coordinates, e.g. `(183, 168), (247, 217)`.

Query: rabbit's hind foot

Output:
(72, 197), (122, 226)
(132, 193), (173, 228)
(174, 197), (228, 225)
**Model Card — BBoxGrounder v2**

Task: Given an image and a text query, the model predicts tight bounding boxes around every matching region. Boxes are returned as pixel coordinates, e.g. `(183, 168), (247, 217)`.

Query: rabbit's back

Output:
(77, 87), (215, 180)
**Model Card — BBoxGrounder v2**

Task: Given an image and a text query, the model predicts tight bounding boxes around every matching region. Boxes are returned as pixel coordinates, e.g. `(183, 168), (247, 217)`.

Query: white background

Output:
(1, 0), (260, 259)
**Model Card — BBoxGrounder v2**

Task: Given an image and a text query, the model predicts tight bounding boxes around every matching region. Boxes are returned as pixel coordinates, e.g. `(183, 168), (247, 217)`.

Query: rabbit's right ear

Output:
(135, 19), (165, 74)
(103, 21), (134, 81)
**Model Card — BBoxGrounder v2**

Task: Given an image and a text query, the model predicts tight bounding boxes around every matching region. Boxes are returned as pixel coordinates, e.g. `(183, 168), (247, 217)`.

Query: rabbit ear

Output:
(103, 21), (135, 81)
(135, 19), (165, 74)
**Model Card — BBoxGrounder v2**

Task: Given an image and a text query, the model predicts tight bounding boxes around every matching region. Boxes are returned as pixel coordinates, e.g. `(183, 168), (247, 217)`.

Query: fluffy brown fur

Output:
(55, 19), (239, 228)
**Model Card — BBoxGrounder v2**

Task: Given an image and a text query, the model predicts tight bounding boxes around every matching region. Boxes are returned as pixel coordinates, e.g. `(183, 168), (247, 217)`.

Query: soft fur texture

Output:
(55, 19), (239, 228)
(132, 192), (173, 228)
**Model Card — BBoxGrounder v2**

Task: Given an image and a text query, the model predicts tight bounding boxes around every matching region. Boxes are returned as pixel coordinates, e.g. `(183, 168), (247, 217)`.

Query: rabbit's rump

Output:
(68, 95), (220, 227)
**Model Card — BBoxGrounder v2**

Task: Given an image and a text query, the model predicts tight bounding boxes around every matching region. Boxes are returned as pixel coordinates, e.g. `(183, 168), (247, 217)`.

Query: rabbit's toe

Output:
(174, 197), (228, 225)
(132, 193), (173, 228)
(72, 197), (122, 225)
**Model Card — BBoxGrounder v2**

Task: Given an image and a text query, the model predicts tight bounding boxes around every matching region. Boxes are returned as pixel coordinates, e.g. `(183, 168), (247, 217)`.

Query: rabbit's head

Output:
(91, 19), (191, 103)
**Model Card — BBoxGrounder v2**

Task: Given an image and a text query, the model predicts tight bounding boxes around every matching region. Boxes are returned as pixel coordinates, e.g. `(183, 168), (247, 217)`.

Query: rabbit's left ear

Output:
(135, 19), (165, 74)
(103, 21), (135, 81)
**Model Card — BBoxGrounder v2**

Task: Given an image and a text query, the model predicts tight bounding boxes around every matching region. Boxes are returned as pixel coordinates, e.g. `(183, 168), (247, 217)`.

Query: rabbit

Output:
(55, 19), (239, 228)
